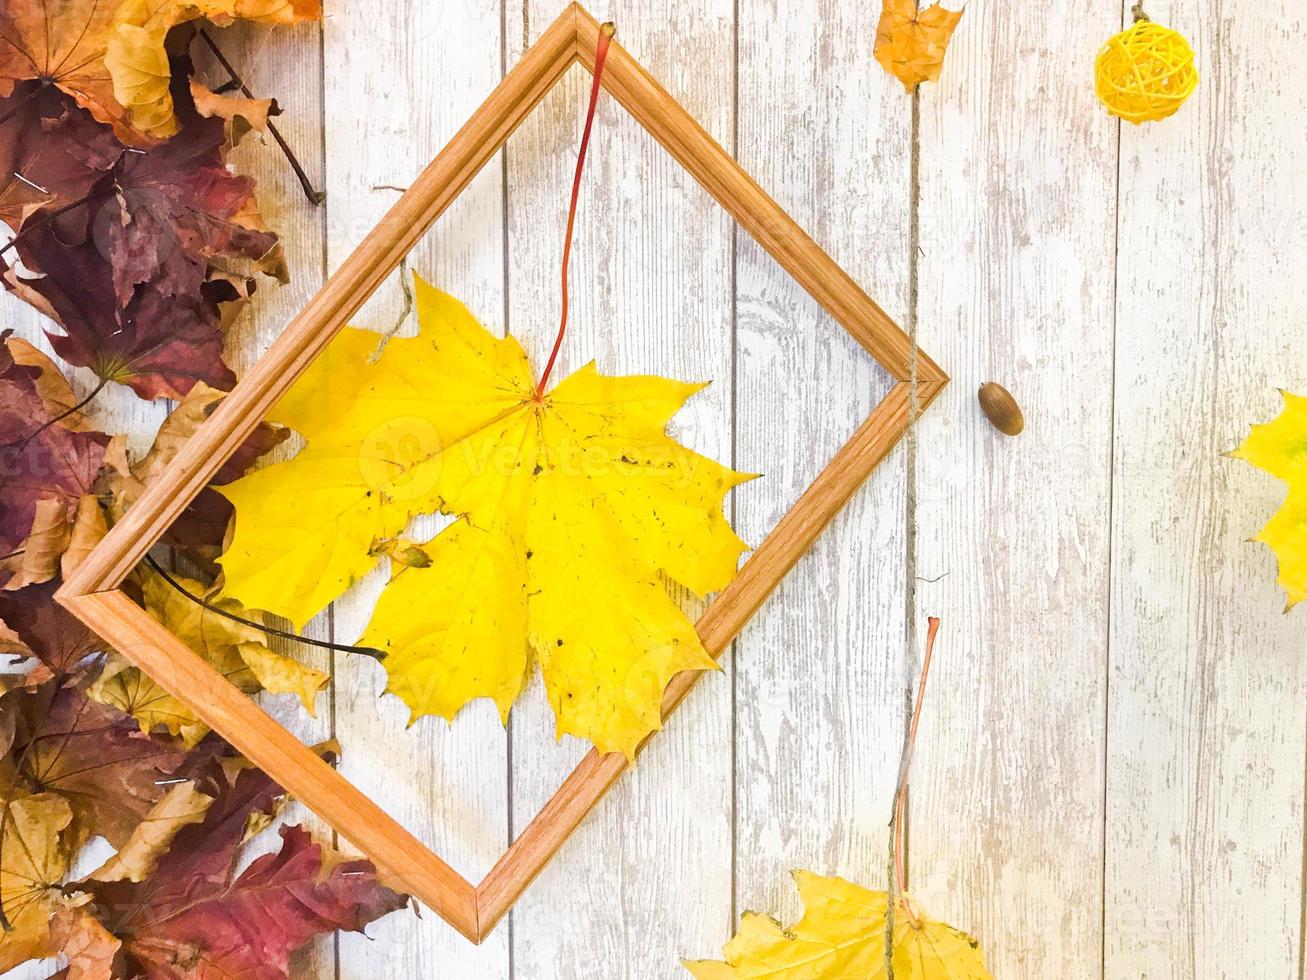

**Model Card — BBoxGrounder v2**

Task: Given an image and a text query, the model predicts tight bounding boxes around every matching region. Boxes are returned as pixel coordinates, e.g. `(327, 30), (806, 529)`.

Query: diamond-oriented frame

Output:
(58, 3), (946, 943)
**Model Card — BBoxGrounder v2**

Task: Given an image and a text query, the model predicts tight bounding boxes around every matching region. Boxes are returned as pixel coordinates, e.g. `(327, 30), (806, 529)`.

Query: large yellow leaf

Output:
(218, 276), (751, 757)
(1232, 390), (1307, 608)
(684, 871), (991, 979)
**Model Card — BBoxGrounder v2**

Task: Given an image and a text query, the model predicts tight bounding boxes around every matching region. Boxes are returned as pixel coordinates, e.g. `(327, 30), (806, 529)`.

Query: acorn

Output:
(977, 382), (1023, 436)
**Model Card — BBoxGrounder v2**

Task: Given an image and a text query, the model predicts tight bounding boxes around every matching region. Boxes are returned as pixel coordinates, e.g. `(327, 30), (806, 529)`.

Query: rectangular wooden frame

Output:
(58, 3), (946, 943)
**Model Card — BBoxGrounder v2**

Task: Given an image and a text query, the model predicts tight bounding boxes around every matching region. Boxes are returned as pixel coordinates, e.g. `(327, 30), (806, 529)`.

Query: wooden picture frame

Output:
(58, 3), (946, 943)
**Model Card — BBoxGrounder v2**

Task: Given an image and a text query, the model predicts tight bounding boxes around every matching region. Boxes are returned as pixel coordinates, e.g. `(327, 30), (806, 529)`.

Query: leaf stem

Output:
(143, 554), (385, 661)
(0, 80), (50, 130)
(535, 22), (615, 398)
(197, 29), (325, 206)
(890, 615), (941, 929)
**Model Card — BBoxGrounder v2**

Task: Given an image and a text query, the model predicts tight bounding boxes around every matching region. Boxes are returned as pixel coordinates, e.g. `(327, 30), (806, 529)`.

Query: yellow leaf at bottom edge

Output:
(684, 870), (991, 979)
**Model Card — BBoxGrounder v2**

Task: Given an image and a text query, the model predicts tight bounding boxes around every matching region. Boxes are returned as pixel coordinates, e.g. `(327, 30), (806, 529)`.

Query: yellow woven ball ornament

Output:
(1095, 11), (1198, 124)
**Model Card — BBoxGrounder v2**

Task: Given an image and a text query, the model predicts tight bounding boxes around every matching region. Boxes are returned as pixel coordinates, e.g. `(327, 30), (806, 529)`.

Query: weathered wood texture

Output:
(5, 1), (1305, 978)
(910, 2), (1117, 978)
(731, 0), (910, 941)
(1105, 1), (1307, 977)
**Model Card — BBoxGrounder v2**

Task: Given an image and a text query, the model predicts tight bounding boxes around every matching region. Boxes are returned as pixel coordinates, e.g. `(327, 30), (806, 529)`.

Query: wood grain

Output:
(910, 2), (1118, 977)
(1104, 1), (1307, 976)
(730, 0), (914, 941)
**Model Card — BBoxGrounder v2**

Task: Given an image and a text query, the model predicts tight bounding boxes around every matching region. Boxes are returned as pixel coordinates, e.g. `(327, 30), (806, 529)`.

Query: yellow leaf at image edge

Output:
(1233, 390), (1307, 608)
(217, 275), (753, 758)
(684, 871), (991, 979)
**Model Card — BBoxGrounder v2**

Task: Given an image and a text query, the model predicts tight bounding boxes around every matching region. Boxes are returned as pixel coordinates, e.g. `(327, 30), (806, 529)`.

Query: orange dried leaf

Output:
(874, 0), (964, 92)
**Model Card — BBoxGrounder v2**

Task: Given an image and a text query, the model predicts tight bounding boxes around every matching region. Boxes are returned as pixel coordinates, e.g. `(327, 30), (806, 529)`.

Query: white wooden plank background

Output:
(5, 1), (1306, 977)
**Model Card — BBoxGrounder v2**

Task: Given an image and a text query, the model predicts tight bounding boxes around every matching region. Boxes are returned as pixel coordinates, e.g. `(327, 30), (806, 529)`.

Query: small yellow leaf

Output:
(684, 871), (991, 979)
(874, 0), (964, 92)
(105, 0), (321, 141)
(86, 781), (213, 883)
(61, 494), (109, 580)
(2, 497), (72, 591)
(219, 276), (752, 757)
(91, 569), (328, 744)
(1233, 391), (1307, 608)
(237, 642), (328, 717)
(190, 77), (275, 144)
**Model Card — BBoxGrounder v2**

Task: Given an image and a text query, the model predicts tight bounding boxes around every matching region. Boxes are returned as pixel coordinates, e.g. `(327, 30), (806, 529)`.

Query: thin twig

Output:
(889, 615), (941, 929)
(367, 256), (413, 362)
(143, 554), (385, 661)
(197, 29), (325, 206)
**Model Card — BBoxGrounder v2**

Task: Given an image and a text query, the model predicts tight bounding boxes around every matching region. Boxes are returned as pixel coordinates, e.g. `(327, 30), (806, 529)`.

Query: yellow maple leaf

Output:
(684, 871), (990, 979)
(217, 275), (751, 757)
(1232, 390), (1307, 608)
(0, 793), (74, 972)
(874, 0), (964, 92)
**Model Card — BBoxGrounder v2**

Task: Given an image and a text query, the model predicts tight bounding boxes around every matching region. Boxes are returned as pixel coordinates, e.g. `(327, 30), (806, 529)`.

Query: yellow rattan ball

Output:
(1095, 19), (1198, 124)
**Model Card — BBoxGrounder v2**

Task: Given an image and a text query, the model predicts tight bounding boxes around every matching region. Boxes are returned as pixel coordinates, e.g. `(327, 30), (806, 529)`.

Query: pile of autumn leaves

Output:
(0, 3), (407, 976)
(0, 4), (297, 399)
